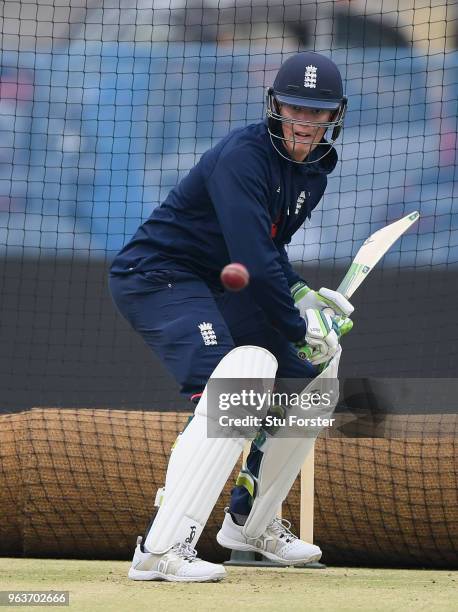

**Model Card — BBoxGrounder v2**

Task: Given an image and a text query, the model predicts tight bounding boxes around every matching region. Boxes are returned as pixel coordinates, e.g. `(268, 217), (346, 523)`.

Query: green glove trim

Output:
(317, 310), (331, 335)
(290, 281), (310, 303)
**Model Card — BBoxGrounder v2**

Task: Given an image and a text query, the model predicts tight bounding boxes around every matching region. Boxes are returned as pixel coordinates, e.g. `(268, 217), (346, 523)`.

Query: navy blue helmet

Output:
(266, 52), (347, 163)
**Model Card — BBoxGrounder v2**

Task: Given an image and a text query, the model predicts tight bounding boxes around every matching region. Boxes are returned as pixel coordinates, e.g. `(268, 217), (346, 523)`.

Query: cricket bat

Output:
(336, 210), (420, 299)
(299, 211), (420, 360)
(299, 210), (420, 544)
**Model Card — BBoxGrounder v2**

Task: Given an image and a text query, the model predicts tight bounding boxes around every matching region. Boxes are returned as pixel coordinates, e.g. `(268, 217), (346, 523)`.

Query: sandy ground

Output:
(1, 558), (457, 612)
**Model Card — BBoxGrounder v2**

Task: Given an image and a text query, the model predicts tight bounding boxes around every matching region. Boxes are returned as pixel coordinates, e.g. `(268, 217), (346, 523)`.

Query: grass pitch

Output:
(0, 558), (457, 612)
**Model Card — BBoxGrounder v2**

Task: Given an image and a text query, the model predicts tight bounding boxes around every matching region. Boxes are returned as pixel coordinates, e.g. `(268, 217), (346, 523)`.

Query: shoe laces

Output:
(171, 542), (199, 562)
(269, 518), (298, 544)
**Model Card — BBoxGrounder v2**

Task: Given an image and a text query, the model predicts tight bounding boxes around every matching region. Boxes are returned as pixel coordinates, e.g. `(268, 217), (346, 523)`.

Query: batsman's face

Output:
(279, 104), (333, 162)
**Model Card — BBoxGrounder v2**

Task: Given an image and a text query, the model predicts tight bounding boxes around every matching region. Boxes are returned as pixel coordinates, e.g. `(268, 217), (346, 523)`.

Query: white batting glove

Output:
(296, 308), (340, 365)
(291, 281), (354, 319)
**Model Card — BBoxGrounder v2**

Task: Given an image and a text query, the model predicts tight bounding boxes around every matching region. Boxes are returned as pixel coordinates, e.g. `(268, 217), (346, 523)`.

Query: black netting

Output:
(0, 1), (457, 567)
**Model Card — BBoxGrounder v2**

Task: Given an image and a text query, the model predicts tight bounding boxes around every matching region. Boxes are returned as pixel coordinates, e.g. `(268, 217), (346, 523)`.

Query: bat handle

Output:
(297, 345), (313, 361)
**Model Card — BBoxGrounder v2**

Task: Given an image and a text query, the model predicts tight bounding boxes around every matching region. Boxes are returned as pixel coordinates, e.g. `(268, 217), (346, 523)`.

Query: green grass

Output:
(1, 558), (457, 612)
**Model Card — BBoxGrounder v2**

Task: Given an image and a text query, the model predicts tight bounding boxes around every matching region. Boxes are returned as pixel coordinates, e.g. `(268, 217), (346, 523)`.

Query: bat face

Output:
(337, 211), (420, 299)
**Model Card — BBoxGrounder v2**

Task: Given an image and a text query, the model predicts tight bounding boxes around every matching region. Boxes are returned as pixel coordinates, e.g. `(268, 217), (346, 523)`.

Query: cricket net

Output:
(1, 408), (457, 567)
(0, 1), (457, 567)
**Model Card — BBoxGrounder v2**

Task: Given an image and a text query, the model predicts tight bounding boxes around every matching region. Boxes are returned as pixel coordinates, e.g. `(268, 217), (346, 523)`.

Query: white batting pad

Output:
(144, 345), (278, 554)
(243, 347), (341, 539)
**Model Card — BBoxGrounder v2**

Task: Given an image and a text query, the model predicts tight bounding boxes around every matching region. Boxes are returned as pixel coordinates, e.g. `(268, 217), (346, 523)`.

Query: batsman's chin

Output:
(286, 143), (313, 162)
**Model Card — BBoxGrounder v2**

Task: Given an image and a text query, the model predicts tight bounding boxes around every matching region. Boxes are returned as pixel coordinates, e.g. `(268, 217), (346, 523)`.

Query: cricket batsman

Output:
(109, 51), (353, 582)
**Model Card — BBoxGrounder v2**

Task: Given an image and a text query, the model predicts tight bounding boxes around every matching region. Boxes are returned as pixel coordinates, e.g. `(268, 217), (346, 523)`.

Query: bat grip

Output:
(297, 345), (313, 360)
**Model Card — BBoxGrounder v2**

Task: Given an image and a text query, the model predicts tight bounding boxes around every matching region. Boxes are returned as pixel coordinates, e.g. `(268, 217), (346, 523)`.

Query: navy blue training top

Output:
(111, 121), (337, 342)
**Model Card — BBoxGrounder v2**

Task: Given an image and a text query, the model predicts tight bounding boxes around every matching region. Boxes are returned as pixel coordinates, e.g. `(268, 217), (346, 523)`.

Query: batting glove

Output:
(291, 281), (354, 319)
(296, 308), (340, 365)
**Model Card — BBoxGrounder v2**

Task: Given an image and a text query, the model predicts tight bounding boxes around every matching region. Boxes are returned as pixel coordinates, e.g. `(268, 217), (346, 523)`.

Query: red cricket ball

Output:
(220, 263), (250, 292)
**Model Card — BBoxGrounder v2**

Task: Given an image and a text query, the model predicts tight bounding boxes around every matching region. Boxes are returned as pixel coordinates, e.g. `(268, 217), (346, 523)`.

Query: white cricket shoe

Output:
(216, 509), (322, 566)
(128, 537), (227, 582)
